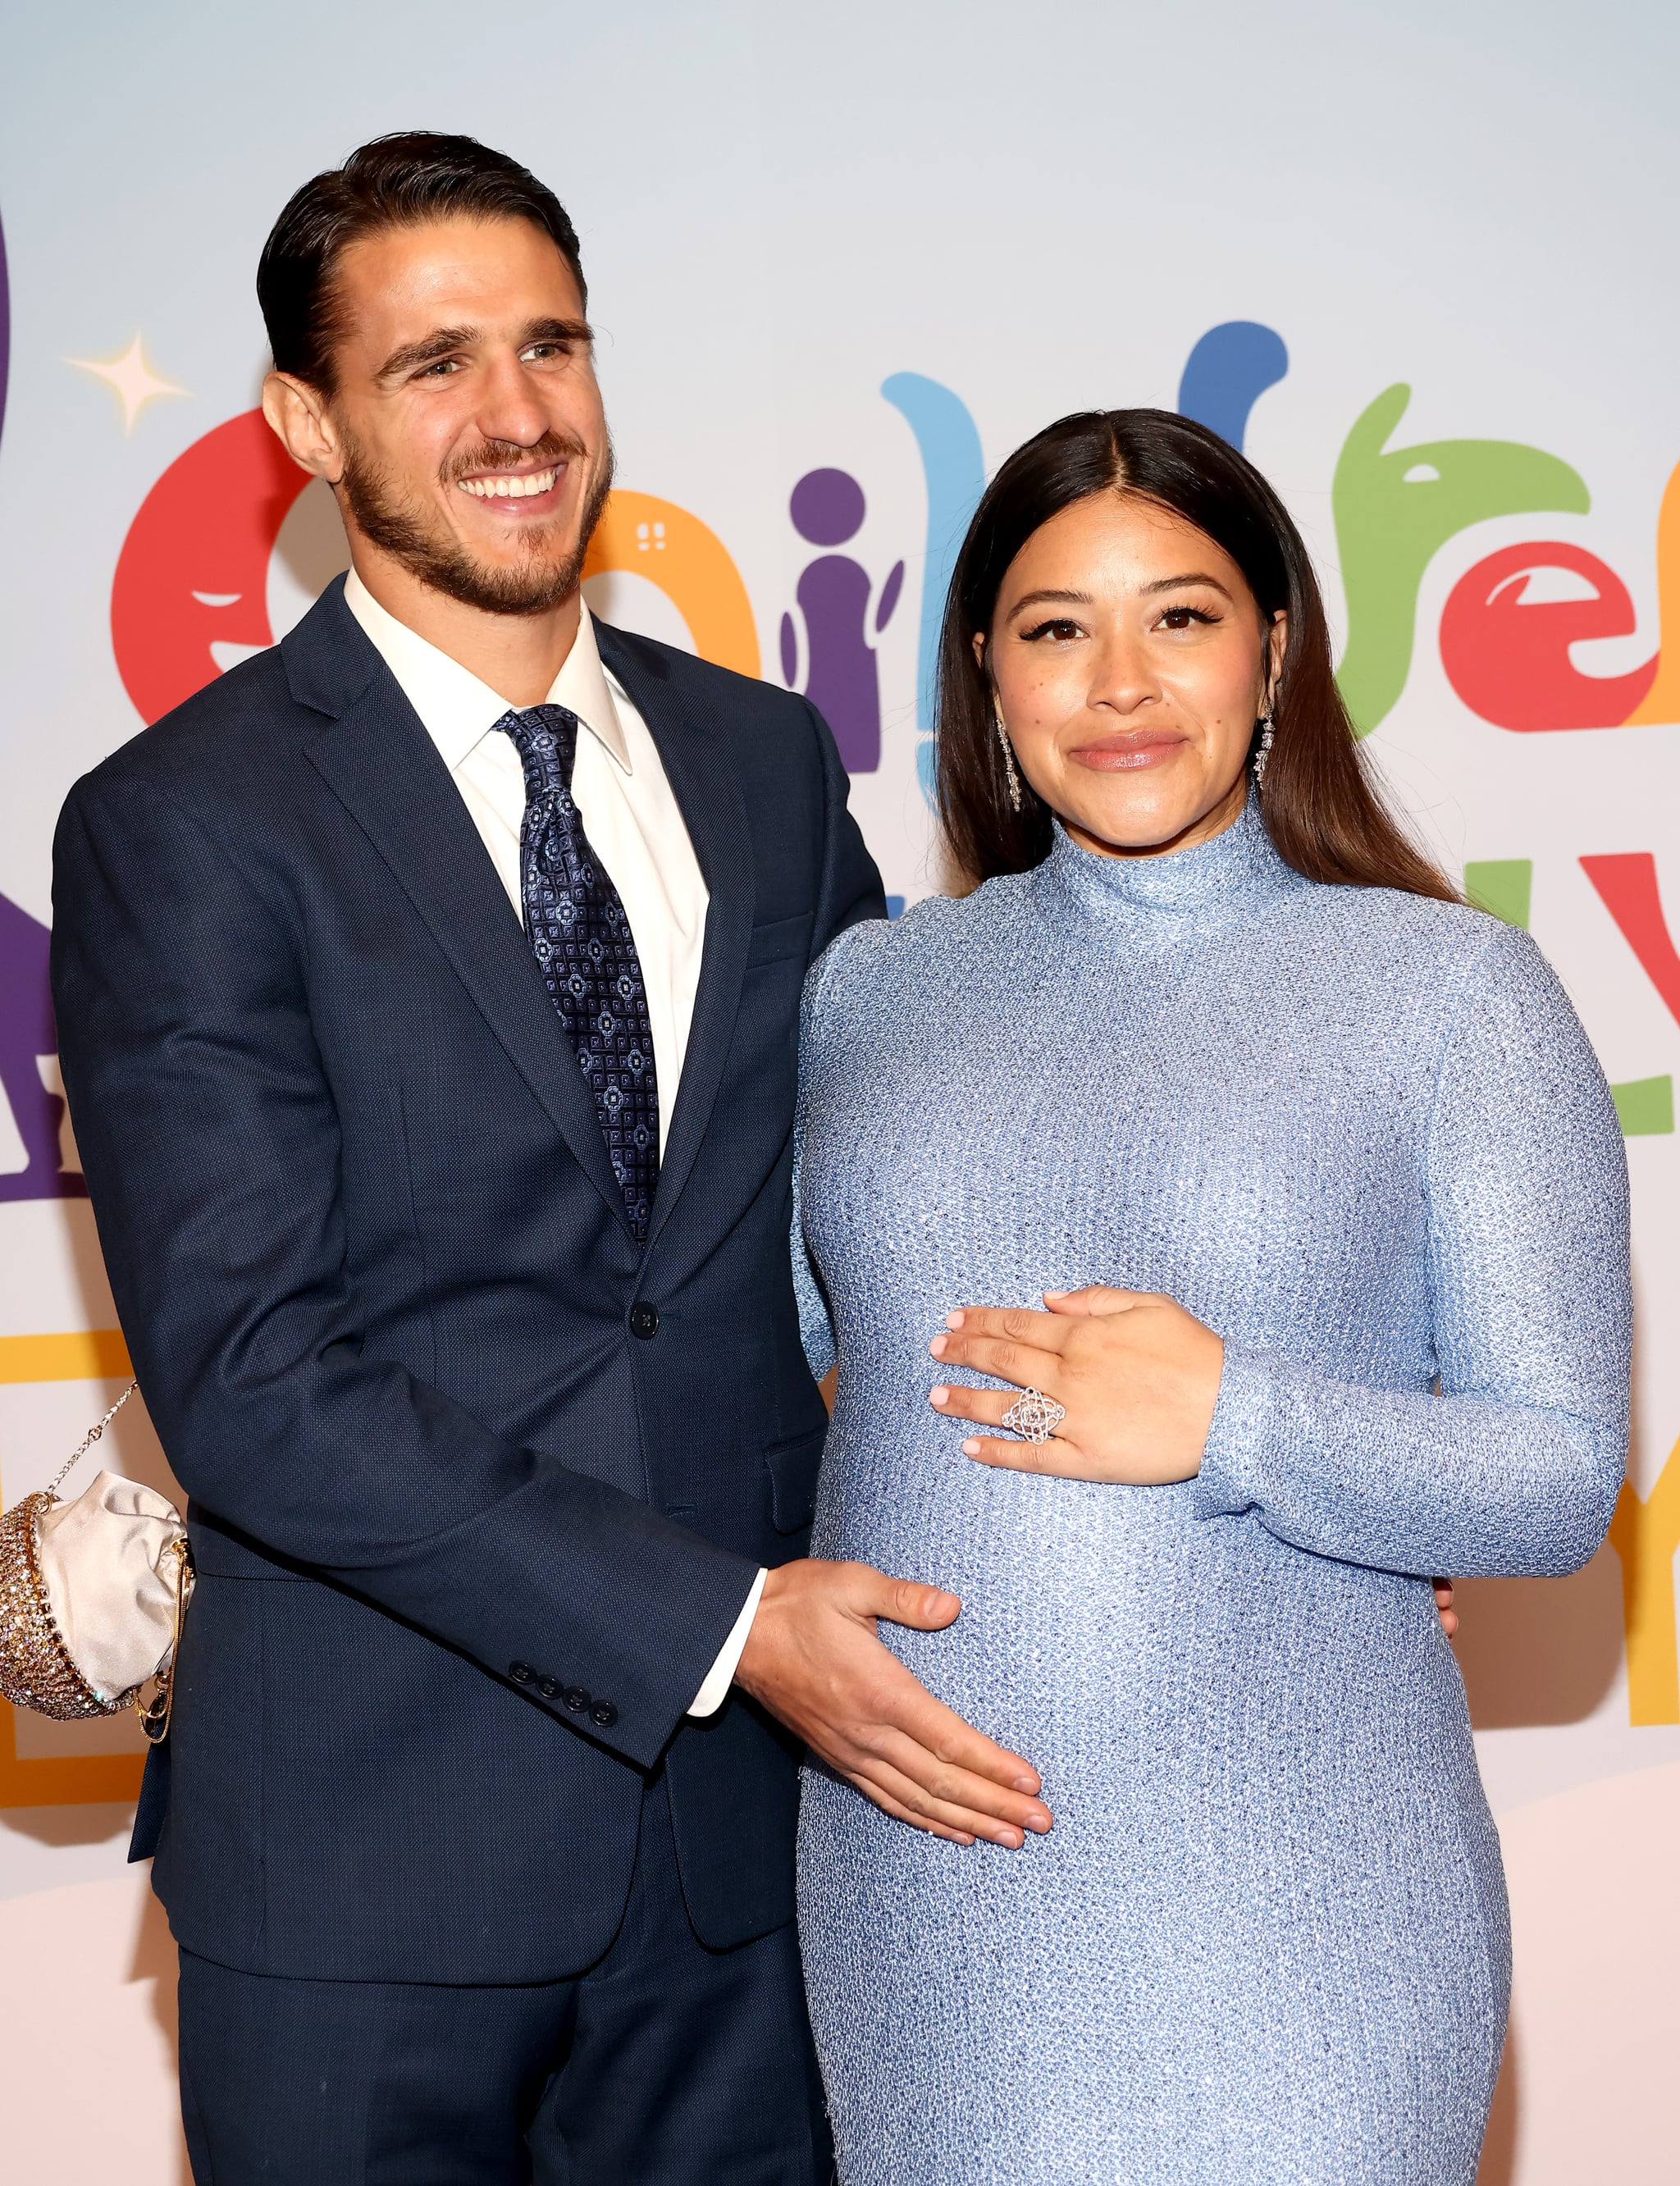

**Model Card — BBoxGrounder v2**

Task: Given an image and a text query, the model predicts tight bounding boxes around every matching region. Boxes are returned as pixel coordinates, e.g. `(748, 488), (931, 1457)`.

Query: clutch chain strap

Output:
(46, 1379), (139, 1499)
(138, 1535), (193, 1746)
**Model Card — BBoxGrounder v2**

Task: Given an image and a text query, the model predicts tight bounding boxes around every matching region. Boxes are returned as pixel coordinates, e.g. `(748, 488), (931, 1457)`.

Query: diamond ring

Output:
(1000, 1388), (1066, 1444)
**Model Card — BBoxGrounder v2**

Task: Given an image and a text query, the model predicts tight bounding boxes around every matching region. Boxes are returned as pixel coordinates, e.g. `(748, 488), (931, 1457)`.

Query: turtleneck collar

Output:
(1033, 792), (1303, 936)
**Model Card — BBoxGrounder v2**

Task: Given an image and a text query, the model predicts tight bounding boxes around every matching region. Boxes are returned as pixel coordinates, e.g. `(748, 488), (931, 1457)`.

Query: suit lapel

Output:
(597, 627), (756, 1252)
(295, 607), (632, 1237)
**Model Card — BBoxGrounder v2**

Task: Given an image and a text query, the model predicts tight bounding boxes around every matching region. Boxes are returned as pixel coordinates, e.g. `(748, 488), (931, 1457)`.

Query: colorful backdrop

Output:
(2, 4), (1678, 2179)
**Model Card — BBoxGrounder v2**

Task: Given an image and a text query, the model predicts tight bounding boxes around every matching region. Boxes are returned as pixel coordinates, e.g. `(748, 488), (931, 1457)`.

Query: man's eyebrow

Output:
(376, 326), (479, 378)
(523, 316), (593, 349)
(376, 317), (594, 379)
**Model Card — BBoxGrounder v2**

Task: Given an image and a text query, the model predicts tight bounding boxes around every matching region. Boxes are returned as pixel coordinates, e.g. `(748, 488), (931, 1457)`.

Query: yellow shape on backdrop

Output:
(0, 1329), (132, 1383)
(1624, 459), (1680, 726)
(1609, 1436), (1680, 1724)
(582, 491), (760, 679)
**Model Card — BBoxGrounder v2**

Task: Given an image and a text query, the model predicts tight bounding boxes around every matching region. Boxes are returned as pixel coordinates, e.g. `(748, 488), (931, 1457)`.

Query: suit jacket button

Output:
(628, 1302), (660, 1339)
(589, 1700), (619, 1728)
(509, 1662), (534, 1684)
(563, 1686), (591, 1713)
(536, 1676), (559, 1700)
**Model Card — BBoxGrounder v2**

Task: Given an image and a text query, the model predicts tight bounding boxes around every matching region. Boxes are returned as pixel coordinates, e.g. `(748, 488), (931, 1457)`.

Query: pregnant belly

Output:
(813, 1412), (1484, 1841)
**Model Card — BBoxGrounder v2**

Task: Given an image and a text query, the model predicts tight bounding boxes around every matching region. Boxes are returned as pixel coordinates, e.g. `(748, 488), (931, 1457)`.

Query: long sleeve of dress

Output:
(1194, 920), (1631, 1578)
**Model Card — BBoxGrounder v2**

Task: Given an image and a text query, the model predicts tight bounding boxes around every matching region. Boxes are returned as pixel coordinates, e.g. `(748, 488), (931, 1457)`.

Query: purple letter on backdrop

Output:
(779, 468), (902, 775)
(0, 894), (86, 1203)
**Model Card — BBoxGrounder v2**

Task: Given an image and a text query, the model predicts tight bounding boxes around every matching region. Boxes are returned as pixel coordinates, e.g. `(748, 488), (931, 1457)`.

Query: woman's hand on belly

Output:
(928, 1285), (1223, 1484)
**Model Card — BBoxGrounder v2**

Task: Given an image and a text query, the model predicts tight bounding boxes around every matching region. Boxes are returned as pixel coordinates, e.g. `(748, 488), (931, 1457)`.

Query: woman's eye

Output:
(1158, 606), (1217, 632)
(1021, 618), (1083, 643)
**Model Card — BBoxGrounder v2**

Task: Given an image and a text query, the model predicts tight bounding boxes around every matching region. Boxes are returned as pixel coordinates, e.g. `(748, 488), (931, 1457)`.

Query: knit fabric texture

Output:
(791, 798), (1631, 2185)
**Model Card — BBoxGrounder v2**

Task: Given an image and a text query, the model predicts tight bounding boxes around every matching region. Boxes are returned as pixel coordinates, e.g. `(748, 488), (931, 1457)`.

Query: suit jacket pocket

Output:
(762, 1426), (828, 1534)
(744, 911), (815, 970)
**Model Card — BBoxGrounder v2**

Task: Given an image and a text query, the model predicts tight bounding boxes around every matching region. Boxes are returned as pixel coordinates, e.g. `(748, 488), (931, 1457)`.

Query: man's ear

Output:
(262, 371), (344, 484)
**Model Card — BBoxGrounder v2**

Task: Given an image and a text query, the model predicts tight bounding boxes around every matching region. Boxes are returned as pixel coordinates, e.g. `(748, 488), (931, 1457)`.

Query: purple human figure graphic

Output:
(0, 892), (86, 1203)
(779, 468), (904, 774)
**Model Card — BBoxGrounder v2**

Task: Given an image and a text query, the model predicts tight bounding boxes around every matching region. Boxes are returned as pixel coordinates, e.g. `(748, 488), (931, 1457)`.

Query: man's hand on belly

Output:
(735, 1560), (1054, 1849)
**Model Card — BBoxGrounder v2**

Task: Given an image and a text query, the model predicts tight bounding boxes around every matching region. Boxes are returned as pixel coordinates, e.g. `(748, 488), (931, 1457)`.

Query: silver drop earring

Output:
(993, 701), (1023, 814)
(1252, 714), (1276, 791)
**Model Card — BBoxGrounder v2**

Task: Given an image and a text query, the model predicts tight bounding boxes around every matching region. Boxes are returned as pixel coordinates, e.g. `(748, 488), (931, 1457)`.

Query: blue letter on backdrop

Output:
(881, 373), (986, 805)
(1176, 322), (1289, 454)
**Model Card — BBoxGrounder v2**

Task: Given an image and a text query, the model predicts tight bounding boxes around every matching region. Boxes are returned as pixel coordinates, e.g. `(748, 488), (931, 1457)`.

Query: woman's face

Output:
(981, 490), (1286, 859)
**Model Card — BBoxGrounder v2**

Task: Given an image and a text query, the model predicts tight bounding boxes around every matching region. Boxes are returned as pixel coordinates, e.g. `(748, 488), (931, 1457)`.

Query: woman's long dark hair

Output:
(935, 408), (1458, 901)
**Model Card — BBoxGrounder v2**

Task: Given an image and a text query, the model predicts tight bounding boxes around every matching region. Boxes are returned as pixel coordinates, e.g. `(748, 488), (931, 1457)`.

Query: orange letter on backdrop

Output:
(582, 491), (760, 678)
(1624, 459), (1680, 725)
(1609, 1440), (1680, 1725)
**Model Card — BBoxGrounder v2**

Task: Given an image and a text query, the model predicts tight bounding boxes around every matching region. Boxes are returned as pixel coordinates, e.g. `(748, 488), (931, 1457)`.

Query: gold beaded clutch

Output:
(0, 1384), (194, 1745)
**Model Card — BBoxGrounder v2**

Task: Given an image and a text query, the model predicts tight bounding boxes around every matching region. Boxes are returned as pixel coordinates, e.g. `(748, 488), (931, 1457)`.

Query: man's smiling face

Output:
(311, 212), (613, 614)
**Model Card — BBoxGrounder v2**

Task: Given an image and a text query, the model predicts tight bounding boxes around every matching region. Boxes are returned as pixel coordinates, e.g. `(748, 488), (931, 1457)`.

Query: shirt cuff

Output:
(686, 1567), (767, 1718)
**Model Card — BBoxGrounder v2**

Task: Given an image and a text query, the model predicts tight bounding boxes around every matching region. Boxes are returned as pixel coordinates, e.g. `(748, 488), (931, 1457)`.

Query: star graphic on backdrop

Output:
(66, 333), (190, 431)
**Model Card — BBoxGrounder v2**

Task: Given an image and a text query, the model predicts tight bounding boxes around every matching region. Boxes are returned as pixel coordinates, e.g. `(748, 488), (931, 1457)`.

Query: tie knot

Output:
(495, 704), (581, 801)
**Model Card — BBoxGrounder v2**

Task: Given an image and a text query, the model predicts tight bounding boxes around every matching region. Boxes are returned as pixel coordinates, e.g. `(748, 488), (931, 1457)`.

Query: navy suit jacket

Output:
(50, 578), (883, 1983)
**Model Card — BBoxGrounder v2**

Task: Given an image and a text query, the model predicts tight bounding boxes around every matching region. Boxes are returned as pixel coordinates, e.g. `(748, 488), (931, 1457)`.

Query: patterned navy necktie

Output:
(495, 705), (660, 1239)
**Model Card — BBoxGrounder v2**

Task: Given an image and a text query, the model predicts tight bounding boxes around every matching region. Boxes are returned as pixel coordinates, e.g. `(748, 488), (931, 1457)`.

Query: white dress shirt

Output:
(343, 572), (765, 1715)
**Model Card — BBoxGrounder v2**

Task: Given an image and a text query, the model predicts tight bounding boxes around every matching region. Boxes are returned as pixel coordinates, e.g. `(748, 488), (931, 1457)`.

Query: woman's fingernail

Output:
(930, 1385), (950, 1405)
(946, 1310), (965, 1329)
(1043, 1289), (1066, 1300)
(963, 1438), (981, 1456)
(929, 1333), (947, 1357)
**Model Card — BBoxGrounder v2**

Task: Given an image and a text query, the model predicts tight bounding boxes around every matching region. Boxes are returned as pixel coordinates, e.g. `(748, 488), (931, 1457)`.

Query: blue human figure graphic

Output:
(779, 468), (904, 775)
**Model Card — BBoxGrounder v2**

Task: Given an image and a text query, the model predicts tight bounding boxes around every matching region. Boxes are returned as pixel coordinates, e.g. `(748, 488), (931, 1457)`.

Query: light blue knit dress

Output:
(792, 801), (1629, 2186)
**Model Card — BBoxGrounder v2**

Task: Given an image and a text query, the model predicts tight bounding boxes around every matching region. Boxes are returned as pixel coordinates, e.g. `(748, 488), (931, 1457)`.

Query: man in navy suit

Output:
(50, 134), (1048, 2184)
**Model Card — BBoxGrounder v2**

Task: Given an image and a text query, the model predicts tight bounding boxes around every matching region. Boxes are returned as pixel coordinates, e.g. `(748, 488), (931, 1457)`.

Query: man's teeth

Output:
(458, 467), (561, 500)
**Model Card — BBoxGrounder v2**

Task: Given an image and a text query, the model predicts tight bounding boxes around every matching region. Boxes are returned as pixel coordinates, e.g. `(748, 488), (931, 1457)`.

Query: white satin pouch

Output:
(35, 1470), (185, 1704)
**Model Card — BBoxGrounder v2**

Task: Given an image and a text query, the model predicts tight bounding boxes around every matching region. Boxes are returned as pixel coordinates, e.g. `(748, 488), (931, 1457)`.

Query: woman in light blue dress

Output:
(791, 411), (1630, 2185)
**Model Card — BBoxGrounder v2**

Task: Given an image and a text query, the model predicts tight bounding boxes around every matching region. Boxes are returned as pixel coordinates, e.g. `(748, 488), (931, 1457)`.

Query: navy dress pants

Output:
(175, 1778), (833, 2184)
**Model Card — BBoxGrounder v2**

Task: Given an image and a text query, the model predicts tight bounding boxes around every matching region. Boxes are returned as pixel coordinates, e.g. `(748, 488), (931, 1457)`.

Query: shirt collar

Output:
(343, 568), (633, 777)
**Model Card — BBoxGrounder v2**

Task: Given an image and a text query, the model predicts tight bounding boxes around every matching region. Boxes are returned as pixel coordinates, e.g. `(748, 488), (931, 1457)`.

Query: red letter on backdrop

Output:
(1581, 853), (1680, 1025)
(1440, 541), (1657, 731)
(110, 408), (314, 726)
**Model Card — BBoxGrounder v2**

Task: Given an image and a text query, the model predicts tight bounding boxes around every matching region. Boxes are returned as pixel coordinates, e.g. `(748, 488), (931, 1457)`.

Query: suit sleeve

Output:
(788, 703), (883, 1379)
(790, 941), (848, 1384)
(51, 770), (757, 1771)
(804, 696), (887, 953)
(1194, 922), (1631, 1577)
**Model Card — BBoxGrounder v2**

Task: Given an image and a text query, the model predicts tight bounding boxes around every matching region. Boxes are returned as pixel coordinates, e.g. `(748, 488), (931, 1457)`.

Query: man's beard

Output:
(337, 425), (614, 617)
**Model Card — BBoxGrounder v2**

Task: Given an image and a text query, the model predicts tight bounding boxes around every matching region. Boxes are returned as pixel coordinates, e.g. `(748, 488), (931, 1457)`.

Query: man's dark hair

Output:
(257, 131), (587, 394)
